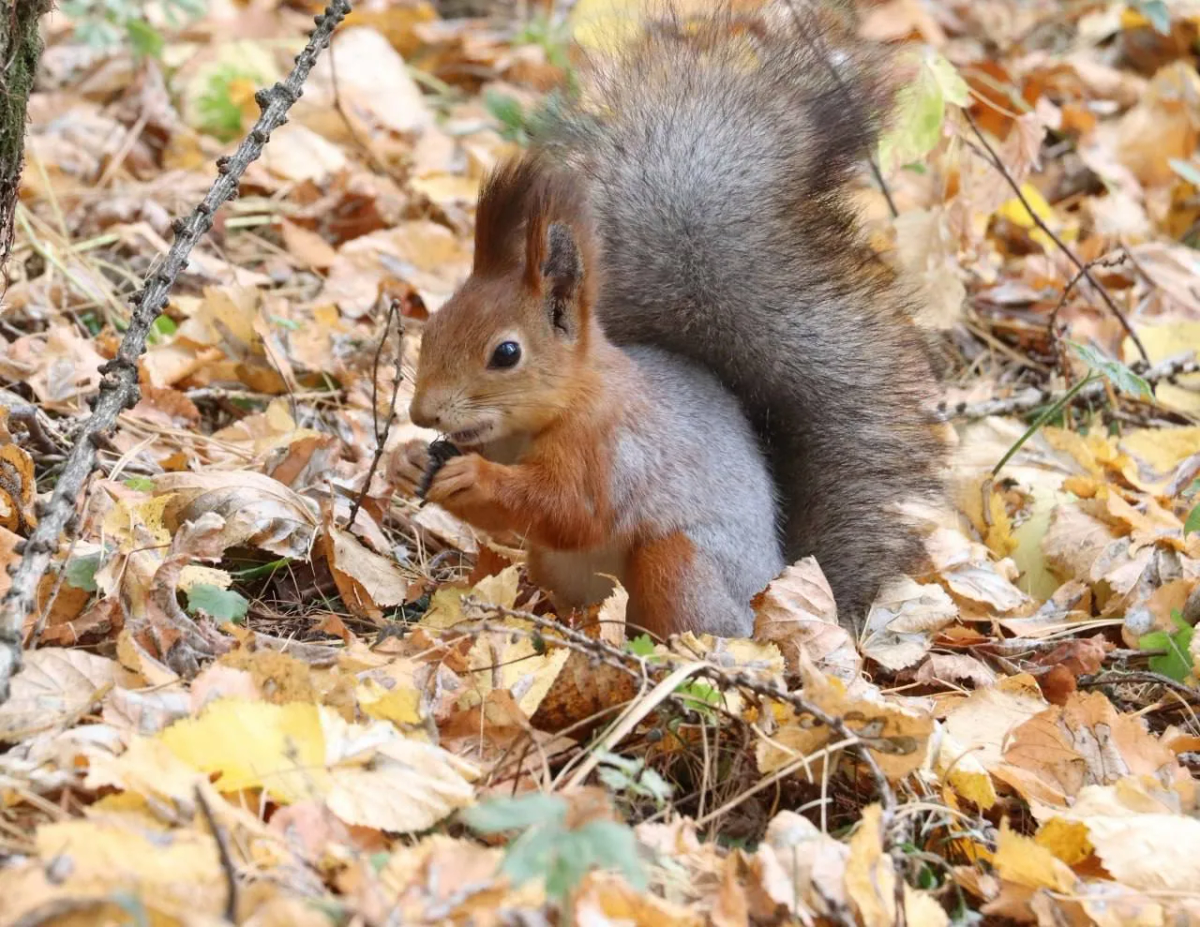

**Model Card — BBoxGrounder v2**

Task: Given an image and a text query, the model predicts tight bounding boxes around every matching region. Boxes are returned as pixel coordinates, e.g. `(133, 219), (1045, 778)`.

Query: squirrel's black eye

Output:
(489, 340), (522, 369)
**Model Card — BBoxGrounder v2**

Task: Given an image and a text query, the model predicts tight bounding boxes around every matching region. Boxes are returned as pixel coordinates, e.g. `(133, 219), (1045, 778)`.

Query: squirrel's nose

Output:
(409, 395), (441, 430)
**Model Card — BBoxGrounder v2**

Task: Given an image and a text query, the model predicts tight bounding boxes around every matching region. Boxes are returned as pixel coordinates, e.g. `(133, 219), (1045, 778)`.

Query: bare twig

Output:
(0, 0), (354, 703)
(962, 111), (1151, 366)
(348, 297), (404, 529)
(1046, 252), (1129, 375)
(937, 354), (1200, 422)
(783, 0), (898, 218)
(462, 598), (904, 847)
(196, 785), (239, 922)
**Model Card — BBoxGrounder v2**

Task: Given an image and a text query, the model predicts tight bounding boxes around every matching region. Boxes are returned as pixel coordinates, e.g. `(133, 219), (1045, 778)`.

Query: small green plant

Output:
(625, 634), (721, 720)
(461, 793), (645, 916)
(61, 0), (206, 59)
(64, 552), (103, 592)
(194, 64), (255, 140)
(514, 14), (573, 72)
(1184, 479), (1200, 538)
(1139, 611), (1195, 682)
(186, 584), (249, 624)
(594, 751), (672, 808)
(992, 341), (1153, 477)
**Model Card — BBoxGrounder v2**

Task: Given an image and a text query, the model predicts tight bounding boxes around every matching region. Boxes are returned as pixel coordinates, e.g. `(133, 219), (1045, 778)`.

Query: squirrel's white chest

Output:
(528, 543), (629, 611)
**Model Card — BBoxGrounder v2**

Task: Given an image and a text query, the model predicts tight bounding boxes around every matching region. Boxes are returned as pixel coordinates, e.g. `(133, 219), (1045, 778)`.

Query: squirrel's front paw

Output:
(424, 454), (489, 511)
(388, 440), (431, 498)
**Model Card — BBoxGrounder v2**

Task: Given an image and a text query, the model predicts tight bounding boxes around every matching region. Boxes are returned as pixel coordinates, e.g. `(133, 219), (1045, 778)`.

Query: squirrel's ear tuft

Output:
(540, 222), (586, 338)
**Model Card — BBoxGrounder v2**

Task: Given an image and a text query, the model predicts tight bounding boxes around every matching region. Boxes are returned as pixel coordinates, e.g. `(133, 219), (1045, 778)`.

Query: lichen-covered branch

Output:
(0, 0), (54, 269)
(0, 0), (354, 703)
(939, 354), (1200, 421)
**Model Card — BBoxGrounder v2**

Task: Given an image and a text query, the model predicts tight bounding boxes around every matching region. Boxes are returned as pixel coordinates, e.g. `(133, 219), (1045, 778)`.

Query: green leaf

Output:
(1169, 158), (1200, 187)
(186, 584), (249, 624)
(125, 19), (164, 60)
(501, 821), (564, 889)
(878, 49), (969, 174)
(65, 553), (102, 593)
(1134, 0), (1172, 35)
(1138, 612), (1195, 681)
(1186, 502), (1200, 538)
(1069, 342), (1153, 400)
(460, 793), (566, 834)
(574, 819), (646, 890)
(123, 477), (156, 492)
(624, 634), (656, 658)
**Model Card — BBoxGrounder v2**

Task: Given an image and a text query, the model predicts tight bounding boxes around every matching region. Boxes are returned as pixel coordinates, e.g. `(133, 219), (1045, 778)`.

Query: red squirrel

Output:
(391, 7), (944, 638)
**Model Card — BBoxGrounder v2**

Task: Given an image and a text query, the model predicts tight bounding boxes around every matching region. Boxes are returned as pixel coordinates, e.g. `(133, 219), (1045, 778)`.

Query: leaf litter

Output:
(5, 0), (1200, 924)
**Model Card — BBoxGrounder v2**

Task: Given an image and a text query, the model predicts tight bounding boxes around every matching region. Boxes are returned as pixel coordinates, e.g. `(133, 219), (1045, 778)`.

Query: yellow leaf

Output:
(358, 677), (423, 727)
(995, 183), (1057, 229)
(159, 699), (329, 802)
(845, 804), (897, 927)
(994, 819), (1077, 892)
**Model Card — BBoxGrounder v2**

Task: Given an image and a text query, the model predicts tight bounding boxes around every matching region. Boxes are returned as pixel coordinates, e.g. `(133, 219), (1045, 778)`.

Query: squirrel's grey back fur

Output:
(532, 5), (945, 626)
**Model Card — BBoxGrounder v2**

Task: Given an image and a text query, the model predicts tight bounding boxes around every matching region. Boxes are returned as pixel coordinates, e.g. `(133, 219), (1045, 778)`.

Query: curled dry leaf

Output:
(0, 441), (37, 533)
(154, 470), (319, 560)
(996, 689), (1192, 809)
(861, 577), (958, 671)
(753, 557), (859, 679)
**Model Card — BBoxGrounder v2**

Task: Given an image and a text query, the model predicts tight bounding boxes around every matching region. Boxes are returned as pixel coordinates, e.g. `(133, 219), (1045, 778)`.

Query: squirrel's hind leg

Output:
(626, 532), (754, 640)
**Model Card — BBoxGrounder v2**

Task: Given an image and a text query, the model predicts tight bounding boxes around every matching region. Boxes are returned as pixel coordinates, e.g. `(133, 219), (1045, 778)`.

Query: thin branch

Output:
(348, 297), (404, 529)
(782, 0), (898, 218)
(462, 597), (905, 849)
(962, 111), (1151, 365)
(0, 0), (354, 704)
(195, 785), (239, 922)
(937, 354), (1200, 422)
(1046, 252), (1129, 376)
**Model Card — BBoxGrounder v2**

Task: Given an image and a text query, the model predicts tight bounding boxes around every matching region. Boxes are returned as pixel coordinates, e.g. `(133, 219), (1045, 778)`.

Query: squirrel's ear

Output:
(538, 222), (587, 339)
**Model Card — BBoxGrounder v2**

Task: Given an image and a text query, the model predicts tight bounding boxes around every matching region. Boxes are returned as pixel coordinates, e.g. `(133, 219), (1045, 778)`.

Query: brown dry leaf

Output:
(321, 221), (471, 317)
(0, 441), (37, 533)
(861, 576), (958, 671)
(914, 653), (998, 688)
(295, 27), (432, 139)
(993, 818), (1077, 892)
(940, 673), (1050, 770)
(1038, 781), (1200, 892)
(753, 557), (858, 679)
(0, 648), (119, 743)
(530, 647), (639, 733)
(752, 810), (848, 919)
(759, 665), (933, 781)
(999, 689), (1191, 805)
(574, 871), (704, 927)
(1042, 503), (1120, 583)
(322, 523), (411, 619)
(260, 123), (348, 183)
(925, 527), (1033, 615)
(281, 219), (340, 270)
(0, 325), (106, 409)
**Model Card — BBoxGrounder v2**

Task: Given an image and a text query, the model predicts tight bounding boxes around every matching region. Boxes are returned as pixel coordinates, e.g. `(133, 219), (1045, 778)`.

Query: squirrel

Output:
(390, 6), (945, 638)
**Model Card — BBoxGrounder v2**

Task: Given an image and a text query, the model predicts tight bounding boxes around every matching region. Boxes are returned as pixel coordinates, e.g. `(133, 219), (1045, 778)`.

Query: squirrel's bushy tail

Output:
(532, 3), (945, 626)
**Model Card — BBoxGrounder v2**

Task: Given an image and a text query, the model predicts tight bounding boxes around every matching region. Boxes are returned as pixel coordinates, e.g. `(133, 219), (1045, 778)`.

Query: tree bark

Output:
(1, 0), (53, 269)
